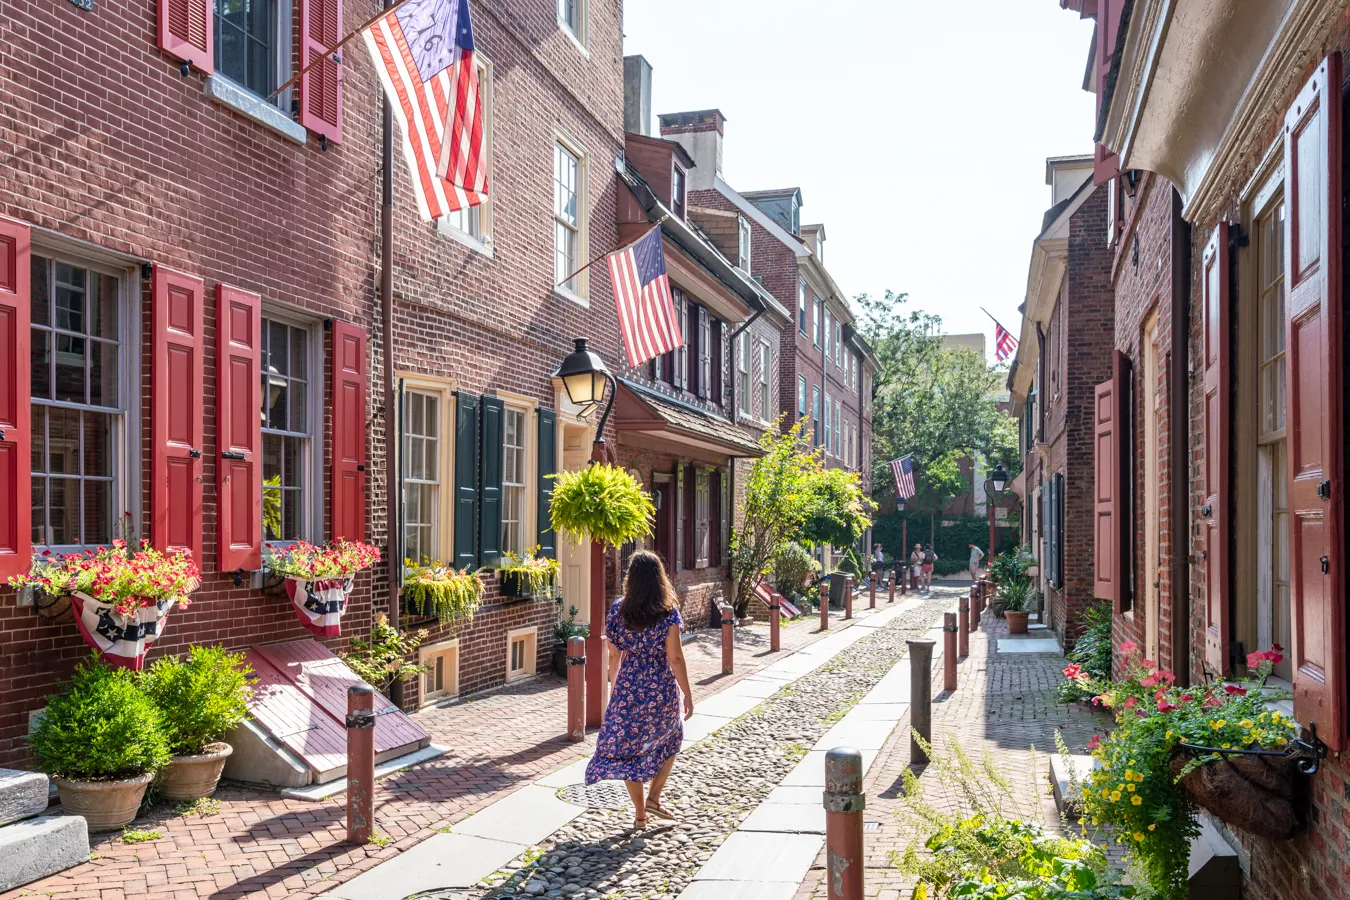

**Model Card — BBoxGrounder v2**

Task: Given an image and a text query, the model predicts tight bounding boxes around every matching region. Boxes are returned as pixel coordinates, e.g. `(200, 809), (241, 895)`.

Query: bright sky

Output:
(622, 1), (1097, 360)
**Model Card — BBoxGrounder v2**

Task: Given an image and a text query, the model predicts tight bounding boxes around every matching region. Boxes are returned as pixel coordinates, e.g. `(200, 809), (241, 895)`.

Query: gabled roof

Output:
(615, 379), (765, 457)
(711, 176), (809, 259)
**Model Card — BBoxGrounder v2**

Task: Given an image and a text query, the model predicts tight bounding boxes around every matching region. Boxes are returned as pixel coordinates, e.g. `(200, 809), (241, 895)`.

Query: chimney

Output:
(623, 55), (653, 136)
(658, 109), (726, 191)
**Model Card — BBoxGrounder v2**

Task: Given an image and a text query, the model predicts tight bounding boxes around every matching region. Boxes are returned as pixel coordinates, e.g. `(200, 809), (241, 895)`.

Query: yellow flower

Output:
(1239, 720), (1254, 728)
(1132, 795), (1143, 806)
(1133, 832), (1145, 842)
(1126, 784), (1136, 793)
(1110, 791), (1122, 803)
(1078, 817), (1086, 825)
(1101, 789), (1110, 799)
(1211, 719), (1226, 730)
(1165, 730), (1173, 739)
(1148, 824), (1156, 831)
(1222, 744), (1231, 750)
(1124, 769), (1135, 780)
(1129, 759), (1136, 765)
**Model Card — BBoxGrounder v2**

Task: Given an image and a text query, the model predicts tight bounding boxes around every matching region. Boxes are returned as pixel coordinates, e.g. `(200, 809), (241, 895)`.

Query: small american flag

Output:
(365, 0), (487, 221)
(890, 455), (916, 500)
(994, 321), (1019, 362)
(608, 226), (683, 367)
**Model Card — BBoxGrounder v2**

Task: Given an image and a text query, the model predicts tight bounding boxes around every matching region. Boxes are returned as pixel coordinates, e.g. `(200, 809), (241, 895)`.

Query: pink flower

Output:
(1121, 640), (1139, 654)
(1180, 694), (1194, 703)
(1143, 658), (1157, 669)
(1223, 685), (1248, 696)
(1203, 695), (1222, 708)
(1124, 696), (1139, 709)
(1063, 664), (1084, 679)
(1141, 674), (1160, 688)
(1273, 643), (1285, 652)
(1087, 734), (1101, 751)
(1157, 698), (1179, 712)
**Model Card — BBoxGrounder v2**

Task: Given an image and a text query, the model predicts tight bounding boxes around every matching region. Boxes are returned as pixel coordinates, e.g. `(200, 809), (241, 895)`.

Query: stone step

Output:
(0, 769), (49, 827)
(0, 814), (90, 892)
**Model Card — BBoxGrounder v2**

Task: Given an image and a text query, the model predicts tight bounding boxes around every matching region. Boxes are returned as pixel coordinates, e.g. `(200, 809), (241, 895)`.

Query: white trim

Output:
(713, 176), (809, 258)
(505, 626), (538, 682)
(397, 372), (457, 565)
(497, 392), (538, 556)
(419, 639), (460, 705)
(552, 131), (590, 300)
(204, 76), (307, 144)
(260, 308), (325, 544)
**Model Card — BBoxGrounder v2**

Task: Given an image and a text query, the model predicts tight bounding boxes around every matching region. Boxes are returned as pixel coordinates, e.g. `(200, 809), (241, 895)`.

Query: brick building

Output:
(1007, 155), (1115, 651)
(0, 0), (648, 764)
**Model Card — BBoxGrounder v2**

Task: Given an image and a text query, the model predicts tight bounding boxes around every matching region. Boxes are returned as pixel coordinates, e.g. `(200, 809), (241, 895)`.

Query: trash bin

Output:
(829, 572), (848, 609)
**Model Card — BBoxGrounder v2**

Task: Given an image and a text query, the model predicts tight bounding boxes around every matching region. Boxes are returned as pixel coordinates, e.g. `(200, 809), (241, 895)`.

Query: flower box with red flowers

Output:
(262, 540), (381, 638)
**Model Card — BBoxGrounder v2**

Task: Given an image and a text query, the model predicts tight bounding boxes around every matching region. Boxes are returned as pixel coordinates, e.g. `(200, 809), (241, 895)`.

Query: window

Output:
(823, 309), (831, 359)
(798, 281), (808, 334)
(501, 406), (528, 556)
(419, 640), (459, 705)
(506, 626), (537, 681)
(1256, 195), (1290, 680)
(684, 297), (699, 395)
(674, 291), (689, 390)
(214, 0), (284, 100)
(438, 57), (493, 245)
(758, 342), (771, 420)
(737, 217), (752, 271)
(834, 321), (842, 365)
(404, 390), (441, 563)
(694, 470), (710, 568)
(813, 298), (822, 346)
(554, 141), (582, 294)
(698, 306), (711, 399)
(738, 333), (751, 415)
(672, 166), (687, 220)
(556, 0), (585, 45)
(30, 254), (126, 549)
(798, 375), (807, 419)
(710, 319), (723, 405)
(823, 391), (831, 452)
(261, 316), (316, 543)
(811, 387), (821, 447)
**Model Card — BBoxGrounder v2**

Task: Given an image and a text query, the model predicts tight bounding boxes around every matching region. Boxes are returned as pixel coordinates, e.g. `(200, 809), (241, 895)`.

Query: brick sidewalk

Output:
(793, 610), (1110, 900)
(7, 606), (866, 900)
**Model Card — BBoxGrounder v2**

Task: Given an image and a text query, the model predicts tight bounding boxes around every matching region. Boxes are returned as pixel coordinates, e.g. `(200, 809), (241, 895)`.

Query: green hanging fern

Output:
(549, 463), (655, 548)
(402, 560), (484, 627)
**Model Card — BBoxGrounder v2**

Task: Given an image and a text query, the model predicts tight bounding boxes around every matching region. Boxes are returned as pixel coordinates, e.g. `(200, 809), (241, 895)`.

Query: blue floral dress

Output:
(585, 600), (684, 784)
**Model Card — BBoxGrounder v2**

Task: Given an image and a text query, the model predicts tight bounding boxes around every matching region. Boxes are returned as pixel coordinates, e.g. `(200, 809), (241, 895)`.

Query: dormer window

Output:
(672, 165), (687, 220)
(737, 217), (751, 271)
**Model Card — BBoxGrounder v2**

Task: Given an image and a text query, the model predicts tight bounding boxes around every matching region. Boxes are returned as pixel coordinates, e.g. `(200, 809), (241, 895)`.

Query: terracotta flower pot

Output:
(54, 772), (154, 832)
(1005, 610), (1030, 634)
(160, 742), (233, 801)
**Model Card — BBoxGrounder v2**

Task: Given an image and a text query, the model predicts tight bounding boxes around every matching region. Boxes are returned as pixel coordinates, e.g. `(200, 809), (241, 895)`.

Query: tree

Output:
(799, 466), (876, 558)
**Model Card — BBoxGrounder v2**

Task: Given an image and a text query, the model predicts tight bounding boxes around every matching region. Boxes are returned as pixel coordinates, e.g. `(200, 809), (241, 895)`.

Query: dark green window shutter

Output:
(537, 409), (557, 559)
(453, 392), (479, 571)
(479, 394), (504, 568)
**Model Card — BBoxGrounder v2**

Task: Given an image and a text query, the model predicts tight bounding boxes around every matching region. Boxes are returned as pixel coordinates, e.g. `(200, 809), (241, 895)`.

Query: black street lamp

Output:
(551, 338), (616, 434)
(990, 463), (1010, 494)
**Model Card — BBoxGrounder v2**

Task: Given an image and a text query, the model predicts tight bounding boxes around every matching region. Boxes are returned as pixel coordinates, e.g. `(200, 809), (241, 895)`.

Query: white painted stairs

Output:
(0, 768), (90, 892)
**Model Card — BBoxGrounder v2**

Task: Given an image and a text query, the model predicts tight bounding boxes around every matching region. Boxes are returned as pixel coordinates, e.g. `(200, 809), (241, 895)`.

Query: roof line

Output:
(713, 176), (810, 258)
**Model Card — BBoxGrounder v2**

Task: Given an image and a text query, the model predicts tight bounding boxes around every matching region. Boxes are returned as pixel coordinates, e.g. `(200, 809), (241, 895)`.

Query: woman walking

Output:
(585, 550), (695, 830)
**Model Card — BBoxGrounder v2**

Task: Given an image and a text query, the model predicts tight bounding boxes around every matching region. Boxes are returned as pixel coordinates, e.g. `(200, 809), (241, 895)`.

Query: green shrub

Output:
(139, 646), (253, 756)
(341, 615), (429, 692)
(31, 658), (170, 780)
(995, 577), (1032, 612)
(1059, 602), (1112, 703)
(549, 463), (654, 548)
(771, 542), (819, 597)
(872, 514), (1019, 576)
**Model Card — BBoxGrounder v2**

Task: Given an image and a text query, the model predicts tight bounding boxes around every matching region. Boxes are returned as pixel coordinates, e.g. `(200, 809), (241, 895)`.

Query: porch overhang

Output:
(613, 379), (765, 459)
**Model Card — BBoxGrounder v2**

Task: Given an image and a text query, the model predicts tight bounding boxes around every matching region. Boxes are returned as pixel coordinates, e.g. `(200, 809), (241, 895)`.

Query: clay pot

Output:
(53, 772), (154, 832)
(1005, 610), (1030, 634)
(159, 742), (233, 801)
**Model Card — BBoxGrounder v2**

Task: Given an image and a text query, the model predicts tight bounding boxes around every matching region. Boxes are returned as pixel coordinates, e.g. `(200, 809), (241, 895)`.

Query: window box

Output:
(499, 568), (557, 599)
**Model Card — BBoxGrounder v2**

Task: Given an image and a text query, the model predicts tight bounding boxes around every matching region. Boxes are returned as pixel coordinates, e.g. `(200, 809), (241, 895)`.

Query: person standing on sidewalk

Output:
(922, 544), (938, 591)
(585, 550), (695, 830)
(910, 543), (924, 592)
(968, 543), (985, 582)
(872, 543), (887, 588)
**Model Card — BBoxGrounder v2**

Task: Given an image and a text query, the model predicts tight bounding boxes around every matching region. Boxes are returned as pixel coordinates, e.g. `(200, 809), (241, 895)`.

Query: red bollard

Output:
(970, 585), (981, 630)
(769, 595), (781, 652)
(844, 575), (853, 620)
(958, 595), (969, 659)
(943, 612), (958, 692)
(566, 636), (586, 742)
(820, 580), (830, 631)
(823, 748), (866, 900)
(869, 577), (877, 610)
(720, 603), (735, 675)
(901, 564), (909, 595)
(345, 685), (375, 844)
(888, 568), (897, 604)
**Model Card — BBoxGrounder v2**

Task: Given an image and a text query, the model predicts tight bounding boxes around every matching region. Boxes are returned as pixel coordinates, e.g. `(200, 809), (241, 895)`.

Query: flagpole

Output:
(266, 0), (420, 102)
(553, 215), (668, 290)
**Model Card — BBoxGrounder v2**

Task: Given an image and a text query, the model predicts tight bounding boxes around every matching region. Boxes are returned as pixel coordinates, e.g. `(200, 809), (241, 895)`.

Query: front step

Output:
(0, 769), (49, 827)
(0, 815), (90, 892)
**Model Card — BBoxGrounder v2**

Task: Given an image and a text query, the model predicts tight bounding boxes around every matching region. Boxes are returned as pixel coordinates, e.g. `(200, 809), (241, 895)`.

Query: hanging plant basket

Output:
(263, 541), (381, 638)
(32, 588), (74, 622)
(497, 550), (560, 600)
(285, 577), (354, 638)
(70, 591), (176, 669)
(402, 561), (482, 627)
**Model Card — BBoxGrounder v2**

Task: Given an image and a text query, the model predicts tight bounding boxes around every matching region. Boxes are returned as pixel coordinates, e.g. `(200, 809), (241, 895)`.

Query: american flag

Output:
(994, 321), (1019, 362)
(365, 0), (487, 222)
(608, 226), (683, 367)
(889, 455), (916, 500)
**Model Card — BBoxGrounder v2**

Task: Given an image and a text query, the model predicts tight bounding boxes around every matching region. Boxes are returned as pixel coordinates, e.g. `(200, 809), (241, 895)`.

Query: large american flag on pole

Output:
(994, 322), (1019, 362)
(889, 455), (916, 500)
(608, 226), (683, 367)
(365, 0), (487, 221)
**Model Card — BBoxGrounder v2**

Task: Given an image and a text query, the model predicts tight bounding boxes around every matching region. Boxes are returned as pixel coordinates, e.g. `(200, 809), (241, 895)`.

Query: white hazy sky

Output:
(622, 1), (1097, 358)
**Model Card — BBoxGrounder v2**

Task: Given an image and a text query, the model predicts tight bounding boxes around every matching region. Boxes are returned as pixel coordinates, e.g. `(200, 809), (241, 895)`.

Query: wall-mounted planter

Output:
(499, 570), (555, 600)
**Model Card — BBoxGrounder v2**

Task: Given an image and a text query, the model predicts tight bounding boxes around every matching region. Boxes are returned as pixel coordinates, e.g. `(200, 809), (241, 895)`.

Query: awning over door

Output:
(614, 379), (765, 458)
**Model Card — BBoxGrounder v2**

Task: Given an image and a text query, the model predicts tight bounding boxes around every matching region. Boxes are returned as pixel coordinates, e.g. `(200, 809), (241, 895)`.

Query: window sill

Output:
(558, 23), (590, 57)
(554, 286), (589, 308)
(205, 76), (307, 145)
(436, 221), (493, 257)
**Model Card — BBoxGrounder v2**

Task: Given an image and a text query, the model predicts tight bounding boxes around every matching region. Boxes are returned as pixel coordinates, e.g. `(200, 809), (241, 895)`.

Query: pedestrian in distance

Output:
(968, 543), (985, 583)
(922, 543), (938, 590)
(584, 550), (696, 830)
(910, 543), (925, 592)
(872, 542), (887, 588)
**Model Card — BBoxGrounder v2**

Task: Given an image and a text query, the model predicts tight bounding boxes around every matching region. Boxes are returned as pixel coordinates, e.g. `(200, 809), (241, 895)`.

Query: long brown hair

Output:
(621, 550), (678, 631)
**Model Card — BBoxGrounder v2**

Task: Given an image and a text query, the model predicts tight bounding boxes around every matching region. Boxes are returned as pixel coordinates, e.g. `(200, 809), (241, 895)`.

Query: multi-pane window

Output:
(672, 166), (686, 220)
(823, 309), (831, 360)
(439, 60), (492, 242)
(811, 387), (821, 447)
(1259, 202), (1286, 436)
(404, 391), (440, 563)
(30, 256), (122, 549)
(1257, 196), (1290, 679)
(261, 317), (311, 543)
(813, 298), (822, 346)
(834, 321), (842, 365)
(738, 334), (751, 415)
(738, 217), (752, 270)
(834, 400), (842, 457)
(557, 0), (584, 42)
(554, 142), (581, 292)
(823, 391), (832, 452)
(798, 375), (807, 419)
(798, 281), (808, 334)
(420, 641), (459, 704)
(698, 307), (711, 399)
(694, 470), (710, 568)
(502, 407), (528, 555)
(758, 342), (771, 419)
(215, 0), (279, 100)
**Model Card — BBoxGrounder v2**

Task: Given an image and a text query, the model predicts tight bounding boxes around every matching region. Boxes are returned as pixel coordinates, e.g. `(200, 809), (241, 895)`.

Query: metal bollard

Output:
(820, 580), (830, 631)
(888, 567), (897, 603)
(957, 595), (969, 659)
(345, 685), (376, 844)
(844, 575), (853, 620)
(899, 565), (907, 596)
(823, 748), (866, 900)
(720, 603), (735, 675)
(869, 576), (877, 610)
(907, 639), (935, 765)
(566, 636), (586, 742)
(968, 586), (979, 633)
(943, 613), (958, 692)
(769, 595), (781, 652)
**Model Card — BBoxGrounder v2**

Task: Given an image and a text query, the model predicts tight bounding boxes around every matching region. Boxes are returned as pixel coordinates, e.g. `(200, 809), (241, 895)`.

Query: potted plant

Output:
(340, 615), (430, 696)
(403, 558), (484, 627)
(30, 658), (170, 831)
(263, 540), (381, 637)
(138, 645), (252, 801)
(1064, 643), (1306, 900)
(998, 577), (1032, 633)
(549, 463), (655, 549)
(552, 601), (589, 677)
(8, 538), (200, 669)
(499, 546), (562, 599)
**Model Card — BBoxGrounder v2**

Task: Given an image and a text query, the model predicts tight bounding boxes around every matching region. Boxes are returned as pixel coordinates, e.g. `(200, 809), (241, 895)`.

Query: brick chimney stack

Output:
(623, 55), (653, 136)
(659, 109), (726, 190)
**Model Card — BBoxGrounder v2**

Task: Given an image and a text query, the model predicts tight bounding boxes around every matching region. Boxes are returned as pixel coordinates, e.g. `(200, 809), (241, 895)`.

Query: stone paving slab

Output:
(535, 758), (590, 789)
(678, 882), (799, 900)
(996, 638), (1062, 653)
(739, 802), (826, 834)
(682, 713), (733, 746)
(451, 784), (584, 844)
(692, 692), (764, 719)
(845, 702), (910, 721)
(780, 749), (880, 786)
(814, 719), (899, 752)
(328, 834), (525, 898)
(764, 785), (828, 806)
(694, 832), (824, 884)
(726, 678), (789, 699)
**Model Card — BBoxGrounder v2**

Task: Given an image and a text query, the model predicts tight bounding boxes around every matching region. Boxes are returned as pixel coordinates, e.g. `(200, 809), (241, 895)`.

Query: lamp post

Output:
(896, 496), (907, 593)
(986, 464), (1009, 566)
(551, 338), (617, 728)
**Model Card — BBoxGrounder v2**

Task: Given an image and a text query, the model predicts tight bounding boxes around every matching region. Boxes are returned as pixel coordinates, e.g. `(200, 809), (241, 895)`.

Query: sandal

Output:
(632, 813), (648, 831)
(645, 800), (679, 822)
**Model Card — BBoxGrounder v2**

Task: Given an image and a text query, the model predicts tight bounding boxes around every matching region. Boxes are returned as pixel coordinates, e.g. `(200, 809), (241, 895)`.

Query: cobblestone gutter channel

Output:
(418, 596), (952, 900)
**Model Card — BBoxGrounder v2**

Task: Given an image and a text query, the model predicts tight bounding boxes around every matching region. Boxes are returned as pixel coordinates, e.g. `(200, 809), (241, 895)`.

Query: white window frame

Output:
(212, 0), (292, 107)
(798, 280), (808, 334)
(811, 386), (821, 447)
(506, 626), (538, 682)
(813, 298), (822, 347)
(823, 308), (831, 359)
(834, 400), (842, 457)
(737, 333), (751, 416)
(694, 469), (711, 568)
(499, 392), (538, 557)
(398, 374), (456, 565)
(552, 133), (589, 305)
(419, 639), (460, 706)
(737, 217), (752, 271)
(757, 341), (771, 422)
(834, 321), (842, 365)
(260, 308), (325, 546)
(797, 374), (807, 419)
(436, 53), (495, 255)
(556, 0), (588, 51)
(823, 390), (831, 452)
(29, 245), (141, 553)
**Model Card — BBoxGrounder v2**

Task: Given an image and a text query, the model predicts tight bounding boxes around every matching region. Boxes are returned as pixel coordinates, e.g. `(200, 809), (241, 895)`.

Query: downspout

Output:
(724, 308), (765, 594)
(380, 1), (402, 677)
(1169, 188), (1192, 686)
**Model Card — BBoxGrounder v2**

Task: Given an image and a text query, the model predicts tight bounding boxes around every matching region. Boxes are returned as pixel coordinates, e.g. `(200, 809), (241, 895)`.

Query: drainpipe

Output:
(1168, 188), (1192, 687)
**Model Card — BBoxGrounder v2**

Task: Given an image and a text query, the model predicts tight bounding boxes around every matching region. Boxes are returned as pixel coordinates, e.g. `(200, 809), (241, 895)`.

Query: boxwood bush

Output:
(140, 645), (253, 756)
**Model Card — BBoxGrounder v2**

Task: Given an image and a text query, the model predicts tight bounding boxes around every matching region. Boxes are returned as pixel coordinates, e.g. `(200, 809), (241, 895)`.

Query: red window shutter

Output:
(330, 321), (367, 542)
(1199, 223), (1232, 676)
(1285, 53), (1345, 749)
(152, 268), (205, 565)
(157, 0), (213, 74)
(1093, 356), (1118, 609)
(299, 0), (344, 143)
(216, 285), (262, 571)
(0, 218), (31, 582)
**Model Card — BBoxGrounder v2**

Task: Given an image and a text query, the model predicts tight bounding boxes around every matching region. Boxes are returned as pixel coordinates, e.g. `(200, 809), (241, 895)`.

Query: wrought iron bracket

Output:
(1178, 721), (1329, 775)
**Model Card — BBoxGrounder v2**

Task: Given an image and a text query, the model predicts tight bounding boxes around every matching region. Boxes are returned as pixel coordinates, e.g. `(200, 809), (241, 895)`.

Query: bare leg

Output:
(624, 780), (647, 828)
(646, 755), (678, 808)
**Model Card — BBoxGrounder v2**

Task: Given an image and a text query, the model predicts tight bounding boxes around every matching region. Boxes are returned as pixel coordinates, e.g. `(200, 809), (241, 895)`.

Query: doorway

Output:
(559, 423), (592, 625)
(653, 476), (675, 574)
(1143, 312), (1161, 661)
